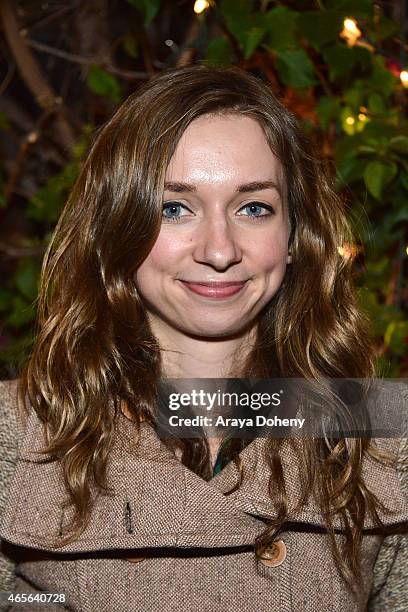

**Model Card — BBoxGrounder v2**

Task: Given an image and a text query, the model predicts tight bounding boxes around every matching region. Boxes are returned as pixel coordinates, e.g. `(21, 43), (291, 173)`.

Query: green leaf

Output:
(323, 44), (371, 81)
(0, 333), (35, 367)
(297, 10), (343, 51)
(275, 50), (316, 88)
(220, 0), (256, 49)
(365, 257), (390, 276)
(6, 296), (36, 328)
(264, 7), (298, 51)
(364, 161), (398, 200)
(367, 136), (388, 151)
(205, 36), (233, 67)
(367, 56), (397, 98)
(336, 154), (367, 185)
(220, 0), (268, 58)
(14, 259), (40, 301)
(127, 0), (160, 26)
(370, 15), (400, 42)
(325, 0), (373, 17)
(384, 321), (408, 356)
(357, 287), (398, 337)
(368, 93), (386, 114)
(384, 203), (408, 227)
(244, 26), (266, 59)
(343, 82), (365, 109)
(316, 96), (341, 130)
(362, 121), (396, 141)
(28, 160), (80, 223)
(122, 34), (139, 59)
(356, 145), (377, 155)
(86, 66), (121, 103)
(389, 136), (408, 155)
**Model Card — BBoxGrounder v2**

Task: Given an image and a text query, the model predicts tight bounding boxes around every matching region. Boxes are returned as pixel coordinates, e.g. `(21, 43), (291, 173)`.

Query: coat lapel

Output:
(210, 435), (408, 529)
(1, 402), (407, 555)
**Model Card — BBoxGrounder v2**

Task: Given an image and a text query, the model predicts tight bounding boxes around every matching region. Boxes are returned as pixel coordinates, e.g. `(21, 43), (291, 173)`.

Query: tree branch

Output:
(0, 241), (46, 259)
(24, 39), (148, 80)
(176, 18), (200, 67)
(0, 0), (75, 153)
(0, 58), (15, 97)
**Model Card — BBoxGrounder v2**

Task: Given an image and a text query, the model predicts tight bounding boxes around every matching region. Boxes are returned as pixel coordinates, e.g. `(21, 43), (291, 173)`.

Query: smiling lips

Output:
(179, 280), (248, 299)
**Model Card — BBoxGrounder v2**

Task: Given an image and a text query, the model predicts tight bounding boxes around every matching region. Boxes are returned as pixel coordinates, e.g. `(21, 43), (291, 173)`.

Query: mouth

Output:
(177, 280), (249, 299)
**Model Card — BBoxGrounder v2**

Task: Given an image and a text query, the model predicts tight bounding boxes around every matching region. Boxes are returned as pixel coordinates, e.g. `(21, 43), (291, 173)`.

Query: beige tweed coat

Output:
(0, 378), (407, 612)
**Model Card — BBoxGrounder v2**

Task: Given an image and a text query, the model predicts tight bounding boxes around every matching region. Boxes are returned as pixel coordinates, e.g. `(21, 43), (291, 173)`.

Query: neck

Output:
(148, 318), (257, 379)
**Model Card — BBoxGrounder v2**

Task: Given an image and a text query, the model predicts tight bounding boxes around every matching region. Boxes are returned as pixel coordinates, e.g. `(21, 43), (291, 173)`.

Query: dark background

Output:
(0, 0), (407, 378)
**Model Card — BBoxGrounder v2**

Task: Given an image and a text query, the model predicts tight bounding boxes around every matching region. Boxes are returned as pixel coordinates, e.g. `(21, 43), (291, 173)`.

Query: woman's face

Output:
(134, 113), (292, 340)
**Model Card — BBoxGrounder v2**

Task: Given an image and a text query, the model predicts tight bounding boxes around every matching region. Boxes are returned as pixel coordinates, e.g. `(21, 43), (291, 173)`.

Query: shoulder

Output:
(369, 470), (408, 610)
(0, 378), (19, 410)
(0, 377), (20, 501)
(0, 379), (19, 461)
(0, 379), (20, 592)
(368, 381), (408, 609)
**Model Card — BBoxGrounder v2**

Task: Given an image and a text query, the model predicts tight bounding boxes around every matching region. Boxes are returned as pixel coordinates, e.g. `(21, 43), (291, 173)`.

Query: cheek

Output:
(251, 231), (289, 272)
(150, 231), (190, 268)
(147, 237), (179, 270)
(134, 233), (184, 285)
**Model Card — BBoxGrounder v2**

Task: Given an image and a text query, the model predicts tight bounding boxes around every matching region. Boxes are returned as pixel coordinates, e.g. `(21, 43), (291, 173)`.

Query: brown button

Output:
(126, 555), (146, 563)
(259, 539), (287, 568)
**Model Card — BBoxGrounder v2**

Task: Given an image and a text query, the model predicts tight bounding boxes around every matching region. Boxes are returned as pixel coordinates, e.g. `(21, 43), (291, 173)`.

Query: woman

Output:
(0, 64), (407, 611)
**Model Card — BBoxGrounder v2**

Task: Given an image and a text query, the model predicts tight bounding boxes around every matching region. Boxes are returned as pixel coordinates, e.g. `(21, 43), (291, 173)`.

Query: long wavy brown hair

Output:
(17, 64), (402, 596)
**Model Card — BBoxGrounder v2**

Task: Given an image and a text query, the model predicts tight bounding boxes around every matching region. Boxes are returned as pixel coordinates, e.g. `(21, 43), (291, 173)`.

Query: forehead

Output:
(165, 113), (283, 185)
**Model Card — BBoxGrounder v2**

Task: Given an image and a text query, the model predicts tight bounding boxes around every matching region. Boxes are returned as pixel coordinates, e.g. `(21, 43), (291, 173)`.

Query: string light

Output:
(344, 18), (360, 34)
(340, 17), (362, 47)
(345, 116), (355, 125)
(27, 131), (38, 143)
(400, 70), (408, 88)
(358, 113), (367, 121)
(193, 0), (209, 14)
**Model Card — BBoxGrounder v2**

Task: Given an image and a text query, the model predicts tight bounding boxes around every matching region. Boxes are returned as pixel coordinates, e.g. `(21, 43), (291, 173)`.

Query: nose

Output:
(192, 215), (243, 271)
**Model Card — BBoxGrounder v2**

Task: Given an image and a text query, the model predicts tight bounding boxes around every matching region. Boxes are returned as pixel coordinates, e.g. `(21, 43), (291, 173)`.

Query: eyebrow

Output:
(163, 180), (281, 195)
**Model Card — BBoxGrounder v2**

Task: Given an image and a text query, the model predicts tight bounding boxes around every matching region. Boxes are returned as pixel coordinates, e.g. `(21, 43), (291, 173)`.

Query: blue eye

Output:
(162, 202), (190, 222)
(238, 202), (274, 218)
(162, 201), (275, 222)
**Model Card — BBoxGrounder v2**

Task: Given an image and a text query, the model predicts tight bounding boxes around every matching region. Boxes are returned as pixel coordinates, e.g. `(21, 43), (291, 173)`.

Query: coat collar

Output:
(1, 402), (407, 554)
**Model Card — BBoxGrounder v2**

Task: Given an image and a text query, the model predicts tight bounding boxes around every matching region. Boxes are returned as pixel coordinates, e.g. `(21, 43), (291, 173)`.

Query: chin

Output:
(177, 320), (252, 340)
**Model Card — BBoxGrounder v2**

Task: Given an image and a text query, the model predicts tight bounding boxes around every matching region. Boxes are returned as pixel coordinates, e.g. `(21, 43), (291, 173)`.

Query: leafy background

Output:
(0, 0), (407, 379)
